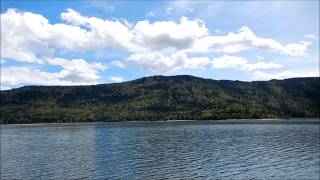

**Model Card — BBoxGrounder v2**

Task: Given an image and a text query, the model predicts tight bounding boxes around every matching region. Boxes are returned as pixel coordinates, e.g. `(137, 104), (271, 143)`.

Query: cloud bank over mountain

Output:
(1, 2), (318, 89)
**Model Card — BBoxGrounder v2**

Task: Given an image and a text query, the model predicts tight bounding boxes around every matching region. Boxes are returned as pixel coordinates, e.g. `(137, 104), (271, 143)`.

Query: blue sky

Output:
(1, 0), (319, 89)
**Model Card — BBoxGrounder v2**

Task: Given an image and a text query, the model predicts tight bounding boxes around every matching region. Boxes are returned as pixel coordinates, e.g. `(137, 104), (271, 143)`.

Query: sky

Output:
(1, 0), (319, 90)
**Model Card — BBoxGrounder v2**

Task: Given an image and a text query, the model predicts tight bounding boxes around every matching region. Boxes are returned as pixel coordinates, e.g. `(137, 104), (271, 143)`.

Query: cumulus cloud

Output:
(252, 70), (319, 80)
(60, 8), (134, 51)
(190, 26), (310, 56)
(109, 76), (124, 83)
(1, 8), (134, 63)
(110, 60), (126, 68)
(132, 17), (208, 51)
(110, 60), (126, 69)
(1, 8), (309, 64)
(1, 8), (211, 60)
(2, 67), (66, 86)
(1, 9), (49, 63)
(0, 8), (314, 88)
(46, 58), (107, 83)
(127, 51), (210, 72)
(1, 58), (107, 88)
(127, 51), (282, 73)
(211, 55), (282, 71)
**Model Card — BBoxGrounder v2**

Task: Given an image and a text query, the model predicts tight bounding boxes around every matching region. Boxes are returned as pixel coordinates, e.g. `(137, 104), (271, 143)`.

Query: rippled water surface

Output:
(1, 119), (319, 179)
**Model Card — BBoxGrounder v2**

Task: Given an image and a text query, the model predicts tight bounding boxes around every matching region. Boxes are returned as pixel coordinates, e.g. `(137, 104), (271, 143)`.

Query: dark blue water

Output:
(1, 119), (319, 179)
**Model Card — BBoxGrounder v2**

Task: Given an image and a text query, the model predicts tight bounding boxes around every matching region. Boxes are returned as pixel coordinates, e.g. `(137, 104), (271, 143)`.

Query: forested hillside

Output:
(1, 75), (319, 124)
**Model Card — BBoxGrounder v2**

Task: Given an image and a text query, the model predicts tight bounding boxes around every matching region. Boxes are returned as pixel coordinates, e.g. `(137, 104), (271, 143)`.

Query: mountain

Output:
(1, 75), (319, 124)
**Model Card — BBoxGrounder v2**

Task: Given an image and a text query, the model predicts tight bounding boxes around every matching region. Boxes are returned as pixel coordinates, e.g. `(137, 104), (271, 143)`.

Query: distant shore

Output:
(1, 118), (319, 126)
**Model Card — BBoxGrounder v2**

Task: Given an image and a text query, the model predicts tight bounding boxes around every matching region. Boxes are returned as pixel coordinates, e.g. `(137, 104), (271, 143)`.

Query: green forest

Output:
(1, 75), (319, 124)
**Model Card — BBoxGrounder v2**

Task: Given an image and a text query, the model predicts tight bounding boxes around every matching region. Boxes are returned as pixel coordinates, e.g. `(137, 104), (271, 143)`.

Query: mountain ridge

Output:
(4, 75), (317, 90)
(1, 75), (319, 124)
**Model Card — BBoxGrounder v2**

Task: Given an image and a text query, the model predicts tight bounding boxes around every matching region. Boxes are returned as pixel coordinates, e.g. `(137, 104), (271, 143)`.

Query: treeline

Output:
(1, 75), (319, 124)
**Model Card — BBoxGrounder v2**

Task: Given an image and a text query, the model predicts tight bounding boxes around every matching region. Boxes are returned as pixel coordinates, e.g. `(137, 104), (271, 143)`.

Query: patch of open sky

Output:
(1, 59), (41, 68)
(78, 1), (166, 22)
(40, 63), (63, 73)
(0, 1), (74, 24)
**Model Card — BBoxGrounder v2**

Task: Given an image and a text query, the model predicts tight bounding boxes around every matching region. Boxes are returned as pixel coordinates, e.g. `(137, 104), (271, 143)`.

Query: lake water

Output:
(1, 119), (319, 179)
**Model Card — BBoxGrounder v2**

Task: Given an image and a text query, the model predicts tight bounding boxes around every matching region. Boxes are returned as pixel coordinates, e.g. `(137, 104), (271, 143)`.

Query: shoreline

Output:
(1, 118), (319, 126)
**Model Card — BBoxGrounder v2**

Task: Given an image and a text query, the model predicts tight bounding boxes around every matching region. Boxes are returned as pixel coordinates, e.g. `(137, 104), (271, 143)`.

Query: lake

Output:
(1, 119), (319, 179)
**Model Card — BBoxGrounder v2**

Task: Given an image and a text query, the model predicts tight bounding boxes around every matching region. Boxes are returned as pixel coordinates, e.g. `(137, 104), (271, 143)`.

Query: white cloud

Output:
(109, 76), (124, 83)
(46, 58), (107, 83)
(1, 8), (133, 62)
(252, 70), (319, 80)
(1, 58), (107, 88)
(128, 52), (178, 72)
(60, 8), (133, 51)
(1, 66), (73, 87)
(244, 61), (282, 71)
(110, 60), (126, 68)
(166, 7), (173, 14)
(1, 9), (48, 63)
(304, 34), (316, 40)
(1, 8), (310, 66)
(1, 9), (208, 58)
(1, 8), (314, 88)
(127, 51), (210, 72)
(132, 17), (208, 51)
(190, 26), (310, 56)
(211, 55), (282, 71)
